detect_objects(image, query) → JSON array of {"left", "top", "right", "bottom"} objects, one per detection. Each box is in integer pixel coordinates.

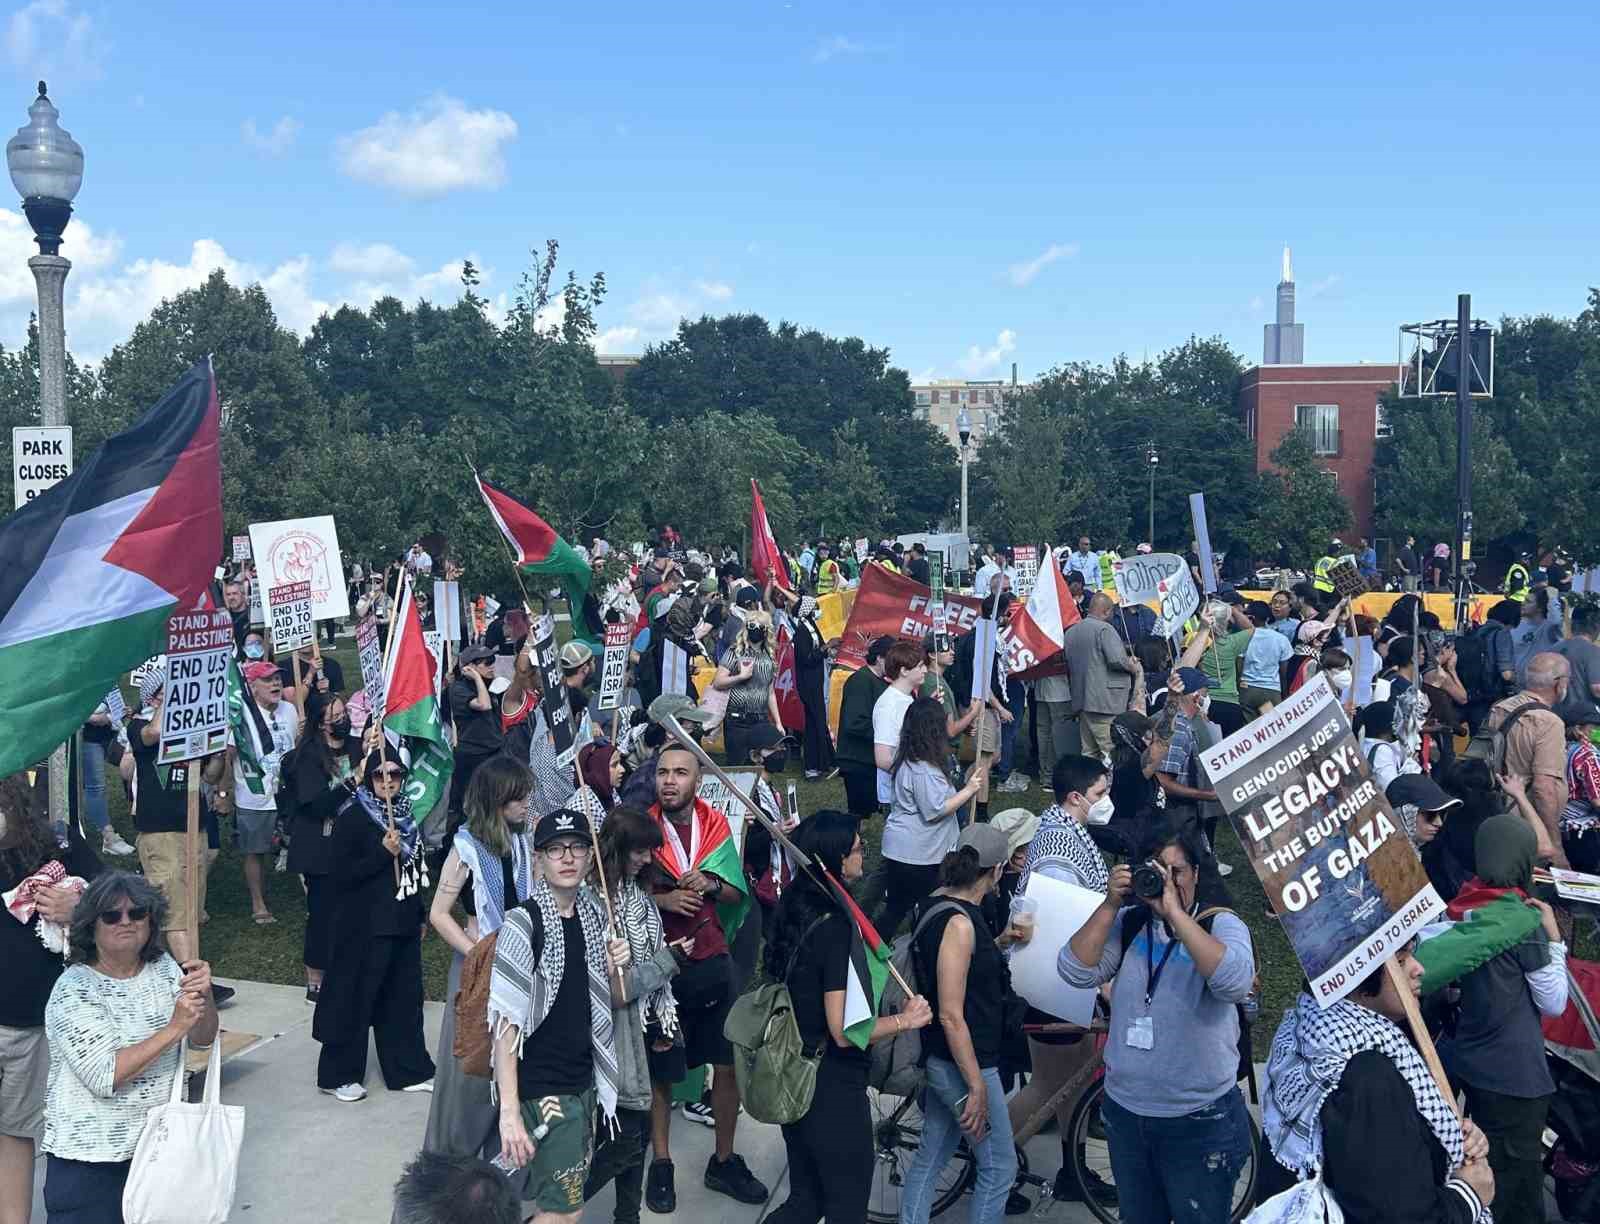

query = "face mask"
[
  {"left": 1329, "top": 669, "right": 1354, "bottom": 691},
  {"left": 747, "top": 625, "right": 766, "bottom": 643},
  {"left": 762, "top": 751, "right": 788, "bottom": 774},
  {"left": 244, "top": 641, "right": 266, "bottom": 660},
  {"left": 1085, "top": 795, "right": 1115, "bottom": 826},
  {"left": 329, "top": 718, "right": 352, "bottom": 738}
]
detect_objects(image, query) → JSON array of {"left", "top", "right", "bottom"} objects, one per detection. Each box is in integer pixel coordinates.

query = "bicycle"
[{"left": 866, "top": 1022, "right": 1259, "bottom": 1223}]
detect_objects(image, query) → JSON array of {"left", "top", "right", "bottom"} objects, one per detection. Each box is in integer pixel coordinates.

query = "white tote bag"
[
  {"left": 1244, "top": 1170, "right": 1345, "bottom": 1224},
  {"left": 122, "top": 1038, "right": 245, "bottom": 1224}
]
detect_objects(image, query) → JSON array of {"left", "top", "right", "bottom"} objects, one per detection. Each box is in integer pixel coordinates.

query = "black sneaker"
[
  {"left": 704, "top": 1153, "right": 768, "bottom": 1204},
  {"left": 211, "top": 983, "right": 236, "bottom": 1008},
  {"left": 645, "top": 1159, "right": 675, "bottom": 1214},
  {"left": 1054, "top": 1165, "right": 1115, "bottom": 1205}
]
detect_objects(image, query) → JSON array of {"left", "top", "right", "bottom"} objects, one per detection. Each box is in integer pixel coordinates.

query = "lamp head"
[
  {"left": 7, "top": 82, "right": 84, "bottom": 255},
  {"left": 956, "top": 406, "right": 972, "bottom": 448}
]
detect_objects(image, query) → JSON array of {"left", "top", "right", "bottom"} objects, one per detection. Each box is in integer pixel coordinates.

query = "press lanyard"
[{"left": 1143, "top": 904, "right": 1198, "bottom": 1008}]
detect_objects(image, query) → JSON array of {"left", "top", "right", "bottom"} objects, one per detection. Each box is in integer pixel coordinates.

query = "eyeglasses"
[
  {"left": 544, "top": 842, "right": 591, "bottom": 860},
  {"left": 99, "top": 906, "right": 151, "bottom": 925},
  {"left": 373, "top": 769, "right": 405, "bottom": 781}
]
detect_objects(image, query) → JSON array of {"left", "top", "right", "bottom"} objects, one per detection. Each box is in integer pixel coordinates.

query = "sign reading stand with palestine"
[
  {"left": 268, "top": 581, "right": 314, "bottom": 652},
  {"left": 158, "top": 600, "right": 233, "bottom": 765},
  {"left": 1012, "top": 545, "right": 1038, "bottom": 598},
  {"left": 531, "top": 614, "right": 580, "bottom": 767},
  {"left": 597, "top": 619, "right": 632, "bottom": 712},
  {"left": 231, "top": 535, "right": 251, "bottom": 563},
  {"left": 1199, "top": 675, "right": 1444, "bottom": 1006}
]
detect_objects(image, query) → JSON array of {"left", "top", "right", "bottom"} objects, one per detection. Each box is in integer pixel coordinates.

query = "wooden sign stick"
[{"left": 1384, "top": 956, "right": 1460, "bottom": 1118}]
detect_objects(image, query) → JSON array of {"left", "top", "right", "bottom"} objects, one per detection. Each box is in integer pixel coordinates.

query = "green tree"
[
  {"left": 643, "top": 412, "right": 804, "bottom": 549},
  {"left": 970, "top": 387, "right": 1091, "bottom": 546},
  {"left": 1243, "top": 431, "right": 1353, "bottom": 566},
  {"left": 800, "top": 421, "right": 891, "bottom": 540}
]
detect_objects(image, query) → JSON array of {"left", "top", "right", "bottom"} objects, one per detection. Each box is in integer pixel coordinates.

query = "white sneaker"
[
  {"left": 101, "top": 829, "right": 135, "bottom": 856},
  {"left": 1217, "top": 862, "right": 1234, "bottom": 877},
  {"left": 997, "top": 775, "right": 1030, "bottom": 793},
  {"left": 321, "top": 1083, "right": 366, "bottom": 1103},
  {"left": 680, "top": 1100, "right": 716, "bottom": 1127},
  {"left": 401, "top": 1080, "right": 434, "bottom": 1094}
]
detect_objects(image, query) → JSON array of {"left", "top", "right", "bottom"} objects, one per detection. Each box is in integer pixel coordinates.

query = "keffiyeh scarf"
[
  {"left": 487, "top": 877, "right": 619, "bottom": 1126},
  {"left": 347, "top": 786, "right": 429, "bottom": 899},
  {"left": 452, "top": 826, "right": 534, "bottom": 937},
  {"left": 2, "top": 860, "right": 85, "bottom": 956},
  {"left": 1263, "top": 994, "right": 1491, "bottom": 1221},
  {"left": 612, "top": 876, "right": 678, "bottom": 1037},
  {"left": 1017, "top": 805, "right": 1108, "bottom": 895}
]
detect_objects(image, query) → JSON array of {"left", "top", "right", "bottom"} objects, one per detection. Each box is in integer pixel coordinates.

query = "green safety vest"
[
  {"left": 1504, "top": 563, "right": 1530, "bottom": 601},
  {"left": 1313, "top": 555, "right": 1336, "bottom": 593},
  {"left": 1099, "top": 551, "right": 1119, "bottom": 589}
]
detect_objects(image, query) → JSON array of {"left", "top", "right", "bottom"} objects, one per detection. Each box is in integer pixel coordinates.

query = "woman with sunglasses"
[
  {"left": 40, "top": 870, "right": 217, "bottom": 1223},
  {"left": 312, "top": 743, "right": 436, "bottom": 1103}
]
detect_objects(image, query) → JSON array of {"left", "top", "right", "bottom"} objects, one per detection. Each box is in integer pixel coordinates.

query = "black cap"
[
  {"left": 1385, "top": 774, "right": 1461, "bottom": 814},
  {"left": 1559, "top": 700, "right": 1600, "bottom": 728},
  {"left": 534, "top": 808, "right": 593, "bottom": 848},
  {"left": 735, "top": 586, "right": 761, "bottom": 608},
  {"left": 458, "top": 644, "right": 494, "bottom": 665}
]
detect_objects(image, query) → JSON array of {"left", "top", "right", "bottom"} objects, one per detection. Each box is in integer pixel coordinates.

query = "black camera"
[{"left": 1131, "top": 861, "right": 1167, "bottom": 900}]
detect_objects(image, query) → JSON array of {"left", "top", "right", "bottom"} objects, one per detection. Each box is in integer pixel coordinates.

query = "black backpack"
[{"left": 1453, "top": 625, "right": 1502, "bottom": 703}]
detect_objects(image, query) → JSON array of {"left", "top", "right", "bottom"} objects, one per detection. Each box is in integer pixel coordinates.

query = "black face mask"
[
  {"left": 329, "top": 718, "right": 352, "bottom": 739},
  {"left": 746, "top": 626, "right": 766, "bottom": 644}
]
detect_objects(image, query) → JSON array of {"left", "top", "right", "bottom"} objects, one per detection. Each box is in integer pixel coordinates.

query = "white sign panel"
[
  {"left": 597, "top": 620, "right": 632, "bottom": 713},
  {"left": 356, "top": 614, "right": 386, "bottom": 722},
  {"left": 268, "top": 581, "right": 314, "bottom": 653},
  {"left": 422, "top": 630, "right": 446, "bottom": 699},
  {"left": 1008, "top": 874, "right": 1102, "bottom": 1027},
  {"left": 248, "top": 515, "right": 350, "bottom": 620},
  {"left": 433, "top": 580, "right": 462, "bottom": 639},
  {"left": 158, "top": 603, "right": 233, "bottom": 764},
  {"left": 1111, "top": 552, "right": 1186, "bottom": 607},
  {"left": 12, "top": 425, "right": 72, "bottom": 508},
  {"left": 231, "top": 535, "right": 252, "bottom": 563},
  {"left": 1151, "top": 565, "right": 1201, "bottom": 639}
]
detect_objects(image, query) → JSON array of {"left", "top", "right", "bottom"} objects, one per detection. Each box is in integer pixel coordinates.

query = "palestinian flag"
[
  {"left": 382, "top": 573, "right": 454, "bottom": 819},
  {"left": 0, "top": 361, "right": 220, "bottom": 777},
  {"left": 1415, "top": 879, "right": 1542, "bottom": 995},
  {"left": 823, "top": 867, "right": 894, "bottom": 1050},
  {"left": 649, "top": 797, "right": 750, "bottom": 941},
  {"left": 473, "top": 472, "right": 601, "bottom": 648}
]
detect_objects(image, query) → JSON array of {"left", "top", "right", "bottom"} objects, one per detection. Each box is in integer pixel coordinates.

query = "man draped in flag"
[
  {"left": 381, "top": 573, "right": 454, "bottom": 823},
  {"left": 643, "top": 742, "right": 770, "bottom": 1211},
  {"left": 473, "top": 471, "right": 603, "bottom": 650},
  {"left": 0, "top": 360, "right": 221, "bottom": 777},
  {"left": 749, "top": 478, "right": 792, "bottom": 595}
]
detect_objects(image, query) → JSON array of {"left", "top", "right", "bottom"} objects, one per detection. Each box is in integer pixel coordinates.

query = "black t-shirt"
[
  {"left": 460, "top": 853, "right": 516, "bottom": 919},
  {"left": 907, "top": 557, "right": 932, "bottom": 586},
  {"left": 449, "top": 677, "right": 504, "bottom": 757},
  {"left": 130, "top": 718, "right": 195, "bottom": 834},
  {"left": 916, "top": 898, "right": 1004, "bottom": 1068},
  {"left": 786, "top": 911, "right": 868, "bottom": 1069},
  {"left": 0, "top": 839, "right": 101, "bottom": 1027},
  {"left": 517, "top": 913, "right": 593, "bottom": 1097},
  {"left": 278, "top": 654, "right": 344, "bottom": 695}
]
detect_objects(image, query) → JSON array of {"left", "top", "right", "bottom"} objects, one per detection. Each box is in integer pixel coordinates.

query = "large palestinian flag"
[
  {"left": 473, "top": 472, "right": 601, "bottom": 648},
  {"left": 0, "top": 361, "right": 220, "bottom": 777},
  {"left": 382, "top": 573, "right": 454, "bottom": 818},
  {"left": 649, "top": 797, "right": 751, "bottom": 942},
  {"left": 824, "top": 868, "right": 893, "bottom": 1050}
]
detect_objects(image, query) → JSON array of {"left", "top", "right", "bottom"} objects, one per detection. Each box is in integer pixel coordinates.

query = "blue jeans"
[
  {"left": 997, "top": 679, "right": 1024, "bottom": 780},
  {"left": 80, "top": 738, "right": 108, "bottom": 834},
  {"left": 1100, "top": 1087, "right": 1251, "bottom": 1224},
  {"left": 900, "top": 1057, "right": 1016, "bottom": 1224}
]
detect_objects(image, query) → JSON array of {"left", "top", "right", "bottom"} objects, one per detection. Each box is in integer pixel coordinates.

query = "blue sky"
[{"left": 0, "top": 0, "right": 1596, "bottom": 377}]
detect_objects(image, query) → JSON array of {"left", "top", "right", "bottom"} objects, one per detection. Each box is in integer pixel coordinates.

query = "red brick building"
[{"left": 1236, "top": 363, "right": 1397, "bottom": 542}]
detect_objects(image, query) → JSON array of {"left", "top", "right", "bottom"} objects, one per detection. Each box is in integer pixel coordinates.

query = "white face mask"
[
  {"left": 1329, "top": 669, "right": 1354, "bottom": 691},
  {"left": 1085, "top": 795, "right": 1115, "bottom": 826}
]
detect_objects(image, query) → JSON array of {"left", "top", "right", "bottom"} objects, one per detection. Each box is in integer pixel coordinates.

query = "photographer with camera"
[{"left": 1060, "top": 825, "right": 1255, "bottom": 1224}]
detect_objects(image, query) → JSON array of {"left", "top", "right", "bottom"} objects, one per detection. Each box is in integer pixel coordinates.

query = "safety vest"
[
  {"left": 1099, "top": 551, "right": 1119, "bottom": 590},
  {"left": 816, "top": 559, "right": 839, "bottom": 596},
  {"left": 1504, "top": 562, "right": 1531, "bottom": 601},
  {"left": 1313, "top": 555, "right": 1336, "bottom": 594}
]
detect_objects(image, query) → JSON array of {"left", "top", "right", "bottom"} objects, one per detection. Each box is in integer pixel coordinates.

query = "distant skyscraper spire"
[{"left": 1264, "top": 245, "right": 1304, "bottom": 364}]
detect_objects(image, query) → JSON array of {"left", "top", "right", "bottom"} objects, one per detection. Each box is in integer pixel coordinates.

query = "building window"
[
  {"left": 1295, "top": 404, "right": 1340, "bottom": 456},
  {"left": 983, "top": 390, "right": 994, "bottom": 404},
  {"left": 916, "top": 390, "right": 931, "bottom": 406},
  {"left": 1245, "top": 404, "right": 1256, "bottom": 440},
  {"left": 1375, "top": 400, "right": 1391, "bottom": 438}
]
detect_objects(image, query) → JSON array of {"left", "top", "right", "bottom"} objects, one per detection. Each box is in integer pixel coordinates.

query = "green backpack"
[{"left": 723, "top": 915, "right": 829, "bottom": 1125}]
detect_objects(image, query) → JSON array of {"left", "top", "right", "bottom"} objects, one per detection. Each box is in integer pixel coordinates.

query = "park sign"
[
  {"left": 268, "top": 581, "right": 314, "bottom": 652},
  {"left": 158, "top": 598, "right": 233, "bottom": 765},
  {"left": 1200, "top": 675, "right": 1443, "bottom": 1006},
  {"left": 597, "top": 619, "right": 632, "bottom": 712},
  {"left": 12, "top": 425, "right": 72, "bottom": 509}
]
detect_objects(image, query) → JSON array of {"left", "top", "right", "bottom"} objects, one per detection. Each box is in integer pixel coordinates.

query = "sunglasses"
[
  {"left": 99, "top": 906, "right": 151, "bottom": 925},
  {"left": 1420, "top": 809, "right": 1447, "bottom": 825},
  {"left": 373, "top": 768, "right": 405, "bottom": 780}
]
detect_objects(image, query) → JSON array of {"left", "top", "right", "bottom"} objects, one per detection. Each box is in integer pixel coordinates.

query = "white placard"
[
  {"left": 597, "top": 620, "right": 632, "bottom": 713},
  {"left": 662, "top": 640, "right": 689, "bottom": 697},
  {"left": 1151, "top": 564, "right": 1201, "bottom": 639},
  {"left": 12, "top": 425, "right": 72, "bottom": 508},
  {"left": 158, "top": 603, "right": 234, "bottom": 764},
  {"left": 102, "top": 687, "right": 127, "bottom": 727},
  {"left": 433, "top": 580, "right": 462, "bottom": 639},
  {"left": 1007, "top": 874, "right": 1102, "bottom": 1027},
  {"left": 268, "top": 581, "right": 314, "bottom": 652},
  {"left": 231, "top": 534, "right": 251, "bottom": 562},
  {"left": 969, "top": 616, "right": 998, "bottom": 705},
  {"left": 355, "top": 614, "right": 386, "bottom": 722},
  {"left": 1111, "top": 552, "right": 1185, "bottom": 607},
  {"left": 130, "top": 655, "right": 167, "bottom": 696},
  {"left": 854, "top": 537, "right": 869, "bottom": 563},
  {"left": 698, "top": 768, "right": 765, "bottom": 853},
  {"left": 248, "top": 515, "right": 350, "bottom": 620},
  {"left": 422, "top": 630, "right": 446, "bottom": 699}
]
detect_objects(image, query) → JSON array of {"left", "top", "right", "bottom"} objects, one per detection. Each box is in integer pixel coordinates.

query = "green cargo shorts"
[{"left": 520, "top": 1088, "right": 596, "bottom": 1214}]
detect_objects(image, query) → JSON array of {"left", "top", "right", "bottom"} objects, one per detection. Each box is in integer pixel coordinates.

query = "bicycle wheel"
[
  {"left": 1067, "top": 1082, "right": 1261, "bottom": 1224},
  {"left": 865, "top": 1087, "right": 976, "bottom": 1224}
]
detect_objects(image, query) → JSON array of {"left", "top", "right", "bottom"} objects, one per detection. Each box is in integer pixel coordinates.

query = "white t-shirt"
[
  {"left": 873, "top": 685, "right": 916, "bottom": 803},
  {"left": 234, "top": 699, "right": 300, "bottom": 811}
]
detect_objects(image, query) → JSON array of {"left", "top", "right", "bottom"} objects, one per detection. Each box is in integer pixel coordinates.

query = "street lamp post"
[
  {"left": 957, "top": 407, "right": 972, "bottom": 582},
  {"left": 9, "top": 81, "right": 84, "bottom": 842},
  {"left": 1145, "top": 443, "right": 1159, "bottom": 546}
]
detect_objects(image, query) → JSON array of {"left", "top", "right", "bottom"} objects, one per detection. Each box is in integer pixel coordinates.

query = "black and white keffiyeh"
[
  {"left": 1017, "top": 804, "right": 1108, "bottom": 895},
  {"left": 346, "top": 786, "right": 429, "bottom": 899},
  {"left": 1263, "top": 994, "right": 1491, "bottom": 1222},
  {"left": 451, "top": 826, "right": 534, "bottom": 937},
  {"left": 487, "top": 877, "right": 619, "bottom": 1126},
  {"left": 611, "top": 876, "right": 678, "bottom": 1037}
]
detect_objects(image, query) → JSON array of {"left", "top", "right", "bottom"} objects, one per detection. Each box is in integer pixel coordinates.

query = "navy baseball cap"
[{"left": 1174, "top": 667, "right": 1217, "bottom": 693}]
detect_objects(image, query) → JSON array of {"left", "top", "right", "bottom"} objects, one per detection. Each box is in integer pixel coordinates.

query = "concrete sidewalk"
[{"left": 22, "top": 979, "right": 1099, "bottom": 1223}]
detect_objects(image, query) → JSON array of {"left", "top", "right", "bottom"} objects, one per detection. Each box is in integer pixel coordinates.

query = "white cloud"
[
  {"left": 0, "top": 206, "right": 118, "bottom": 306},
  {"left": 812, "top": 35, "right": 864, "bottom": 63},
  {"left": 694, "top": 280, "right": 733, "bottom": 301},
  {"left": 337, "top": 96, "right": 517, "bottom": 198},
  {"left": 1007, "top": 242, "right": 1078, "bottom": 287},
  {"left": 242, "top": 115, "right": 301, "bottom": 156},
  {"left": 586, "top": 279, "right": 736, "bottom": 354},
  {"left": 6, "top": 0, "right": 102, "bottom": 82},
  {"left": 593, "top": 326, "right": 641, "bottom": 353},
  {"left": 1305, "top": 273, "right": 1342, "bottom": 298},
  {"left": 956, "top": 329, "right": 1017, "bottom": 377}
]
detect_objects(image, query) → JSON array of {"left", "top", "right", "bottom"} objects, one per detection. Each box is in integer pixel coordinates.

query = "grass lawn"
[{"left": 100, "top": 639, "right": 1305, "bottom": 1025}]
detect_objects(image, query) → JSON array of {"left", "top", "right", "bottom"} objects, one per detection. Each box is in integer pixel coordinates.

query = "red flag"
[
  {"left": 772, "top": 624, "right": 806, "bottom": 731},
  {"left": 749, "top": 479, "right": 793, "bottom": 593},
  {"left": 1002, "top": 545, "right": 1080, "bottom": 677}
]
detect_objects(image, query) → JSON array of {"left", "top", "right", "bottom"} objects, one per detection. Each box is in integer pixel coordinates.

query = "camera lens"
[{"left": 1132, "top": 862, "right": 1165, "bottom": 899}]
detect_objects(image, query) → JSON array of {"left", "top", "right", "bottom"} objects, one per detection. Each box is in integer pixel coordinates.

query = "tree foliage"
[{"left": 1240, "top": 431, "right": 1352, "bottom": 564}]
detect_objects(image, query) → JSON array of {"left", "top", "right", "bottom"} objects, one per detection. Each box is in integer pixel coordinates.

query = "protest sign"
[
  {"left": 597, "top": 620, "right": 632, "bottom": 712},
  {"left": 662, "top": 641, "right": 689, "bottom": 697},
  {"left": 1328, "top": 559, "right": 1367, "bottom": 597},
  {"left": 1188, "top": 493, "right": 1218, "bottom": 594},
  {"left": 969, "top": 617, "right": 998, "bottom": 705},
  {"left": 1150, "top": 563, "right": 1201, "bottom": 639},
  {"left": 1013, "top": 545, "right": 1039, "bottom": 598},
  {"left": 927, "top": 553, "right": 947, "bottom": 631},
  {"left": 422, "top": 630, "right": 446, "bottom": 699},
  {"left": 11, "top": 425, "right": 72, "bottom": 508},
  {"left": 103, "top": 686, "right": 127, "bottom": 727},
  {"left": 835, "top": 564, "right": 985, "bottom": 668},
  {"left": 1111, "top": 551, "right": 1185, "bottom": 607},
  {"left": 130, "top": 655, "right": 167, "bottom": 698},
  {"left": 698, "top": 768, "right": 765, "bottom": 853},
  {"left": 433, "top": 579, "right": 462, "bottom": 640},
  {"left": 158, "top": 601, "right": 233, "bottom": 765},
  {"left": 231, "top": 535, "right": 251, "bottom": 563},
  {"left": 854, "top": 538, "right": 869, "bottom": 563},
  {"left": 531, "top": 615, "right": 580, "bottom": 767},
  {"left": 1200, "top": 676, "right": 1443, "bottom": 1006},
  {"left": 268, "top": 581, "right": 314, "bottom": 653},
  {"left": 1008, "top": 874, "right": 1101, "bottom": 1027},
  {"left": 248, "top": 582, "right": 265, "bottom": 627},
  {"left": 248, "top": 515, "right": 350, "bottom": 619},
  {"left": 355, "top": 614, "right": 386, "bottom": 722}
]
